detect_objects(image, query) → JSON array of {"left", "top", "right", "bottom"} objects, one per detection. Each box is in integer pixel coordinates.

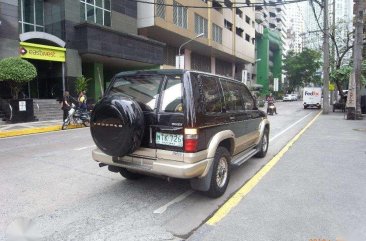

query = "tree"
[
  {"left": 0, "top": 57, "right": 37, "bottom": 99},
  {"left": 309, "top": 0, "right": 363, "bottom": 100},
  {"left": 283, "top": 48, "right": 322, "bottom": 92},
  {"left": 74, "top": 75, "right": 90, "bottom": 95},
  {"left": 330, "top": 65, "right": 352, "bottom": 90}
]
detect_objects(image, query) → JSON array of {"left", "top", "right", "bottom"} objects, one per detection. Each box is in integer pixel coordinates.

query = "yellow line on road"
[
  {"left": 0, "top": 124, "right": 83, "bottom": 138},
  {"left": 206, "top": 111, "right": 322, "bottom": 226}
]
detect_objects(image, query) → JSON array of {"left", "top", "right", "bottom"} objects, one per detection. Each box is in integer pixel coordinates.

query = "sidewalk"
[
  {"left": 0, "top": 120, "right": 83, "bottom": 138},
  {"left": 188, "top": 112, "right": 366, "bottom": 241}
]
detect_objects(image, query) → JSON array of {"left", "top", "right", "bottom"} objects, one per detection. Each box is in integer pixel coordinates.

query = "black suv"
[{"left": 90, "top": 69, "right": 270, "bottom": 197}]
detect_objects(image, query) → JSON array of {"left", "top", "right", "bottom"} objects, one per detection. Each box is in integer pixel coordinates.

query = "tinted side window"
[
  {"left": 200, "top": 75, "right": 222, "bottom": 113},
  {"left": 221, "top": 79, "right": 244, "bottom": 111},
  {"left": 240, "top": 85, "right": 255, "bottom": 110}
]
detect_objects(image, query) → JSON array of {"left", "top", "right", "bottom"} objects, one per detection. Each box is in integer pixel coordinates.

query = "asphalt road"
[{"left": 0, "top": 101, "right": 319, "bottom": 241}]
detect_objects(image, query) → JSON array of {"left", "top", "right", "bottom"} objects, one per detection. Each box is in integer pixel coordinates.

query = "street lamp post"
[{"left": 178, "top": 33, "right": 204, "bottom": 69}]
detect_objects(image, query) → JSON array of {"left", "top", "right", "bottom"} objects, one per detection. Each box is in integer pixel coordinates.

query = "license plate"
[{"left": 156, "top": 132, "right": 183, "bottom": 147}]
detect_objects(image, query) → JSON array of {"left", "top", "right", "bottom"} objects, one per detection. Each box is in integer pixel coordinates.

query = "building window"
[
  {"left": 245, "top": 34, "right": 250, "bottom": 42},
  {"left": 195, "top": 14, "right": 208, "bottom": 37},
  {"left": 236, "top": 8, "right": 243, "bottom": 18},
  {"left": 224, "top": 0, "right": 233, "bottom": 9},
  {"left": 18, "top": 0, "right": 44, "bottom": 33},
  {"left": 212, "top": 0, "right": 223, "bottom": 13},
  {"left": 224, "top": 19, "right": 232, "bottom": 31},
  {"left": 212, "top": 24, "right": 222, "bottom": 44},
  {"left": 156, "top": 0, "right": 165, "bottom": 19},
  {"left": 173, "top": 1, "right": 187, "bottom": 29},
  {"left": 245, "top": 15, "right": 250, "bottom": 24},
  {"left": 80, "top": 0, "right": 111, "bottom": 27},
  {"left": 236, "top": 27, "right": 243, "bottom": 37}
]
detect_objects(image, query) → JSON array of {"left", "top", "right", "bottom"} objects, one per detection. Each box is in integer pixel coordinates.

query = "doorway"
[{"left": 27, "top": 59, "right": 63, "bottom": 99}]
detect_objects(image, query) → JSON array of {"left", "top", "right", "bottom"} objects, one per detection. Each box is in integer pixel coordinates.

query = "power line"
[{"left": 129, "top": 0, "right": 309, "bottom": 9}]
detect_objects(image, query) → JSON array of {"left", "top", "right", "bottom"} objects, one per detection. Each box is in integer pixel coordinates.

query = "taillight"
[{"left": 184, "top": 128, "right": 198, "bottom": 153}]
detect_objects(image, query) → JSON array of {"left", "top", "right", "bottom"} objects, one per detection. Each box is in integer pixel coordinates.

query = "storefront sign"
[{"left": 19, "top": 42, "right": 66, "bottom": 62}]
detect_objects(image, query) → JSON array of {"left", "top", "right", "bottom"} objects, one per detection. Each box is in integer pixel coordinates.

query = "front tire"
[
  {"left": 83, "top": 119, "right": 90, "bottom": 127},
  {"left": 205, "top": 147, "right": 231, "bottom": 198},
  {"left": 255, "top": 128, "right": 269, "bottom": 158}
]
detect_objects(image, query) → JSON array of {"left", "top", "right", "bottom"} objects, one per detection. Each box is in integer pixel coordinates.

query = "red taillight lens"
[{"left": 184, "top": 138, "right": 198, "bottom": 153}]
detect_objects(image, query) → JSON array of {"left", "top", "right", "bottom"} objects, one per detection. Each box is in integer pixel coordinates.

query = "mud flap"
[{"left": 190, "top": 161, "right": 214, "bottom": 192}]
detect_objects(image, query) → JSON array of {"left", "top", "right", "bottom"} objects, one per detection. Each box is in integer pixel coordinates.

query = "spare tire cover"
[{"left": 90, "top": 95, "right": 145, "bottom": 157}]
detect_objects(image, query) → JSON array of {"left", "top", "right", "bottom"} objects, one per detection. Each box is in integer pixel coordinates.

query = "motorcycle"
[
  {"left": 62, "top": 103, "right": 91, "bottom": 130},
  {"left": 267, "top": 103, "right": 276, "bottom": 115}
]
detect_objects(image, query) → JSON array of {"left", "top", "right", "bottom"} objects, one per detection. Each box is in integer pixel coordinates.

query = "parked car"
[
  {"left": 290, "top": 94, "right": 298, "bottom": 101},
  {"left": 283, "top": 94, "right": 292, "bottom": 101},
  {"left": 90, "top": 69, "right": 270, "bottom": 198}
]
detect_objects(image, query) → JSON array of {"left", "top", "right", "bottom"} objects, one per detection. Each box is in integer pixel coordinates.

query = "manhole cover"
[{"left": 353, "top": 128, "right": 366, "bottom": 132}]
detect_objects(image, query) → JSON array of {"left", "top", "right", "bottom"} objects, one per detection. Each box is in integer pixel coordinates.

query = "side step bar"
[{"left": 231, "top": 149, "right": 258, "bottom": 167}]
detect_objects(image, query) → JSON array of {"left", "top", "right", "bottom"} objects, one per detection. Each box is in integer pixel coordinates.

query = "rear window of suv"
[{"left": 108, "top": 74, "right": 183, "bottom": 112}]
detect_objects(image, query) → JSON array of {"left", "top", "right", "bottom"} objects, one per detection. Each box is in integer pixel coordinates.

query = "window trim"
[
  {"left": 80, "top": 0, "right": 111, "bottom": 27},
  {"left": 18, "top": 0, "right": 45, "bottom": 33}
]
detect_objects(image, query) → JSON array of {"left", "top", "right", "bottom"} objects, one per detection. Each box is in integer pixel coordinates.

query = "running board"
[{"left": 231, "top": 149, "right": 258, "bottom": 167}]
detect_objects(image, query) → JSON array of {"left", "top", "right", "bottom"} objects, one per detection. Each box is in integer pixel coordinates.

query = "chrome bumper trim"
[{"left": 92, "top": 148, "right": 212, "bottom": 179}]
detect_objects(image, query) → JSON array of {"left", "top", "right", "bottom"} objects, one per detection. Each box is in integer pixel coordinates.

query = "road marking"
[
  {"left": 74, "top": 145, "right": 96, "bottom": 151},
  {"left": 269, "top": 112, "right": 313, "bottom": 142},
  {"left": 153, "top": 190, "right": 194, "bottom": 214},
  {"left": 206, "top": 111, "right": 322, "bottom": 226}
]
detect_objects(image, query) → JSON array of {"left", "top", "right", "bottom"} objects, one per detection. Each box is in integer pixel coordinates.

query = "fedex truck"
[{"left": 303, "top": 87, "right": 322, "bottom": 109}]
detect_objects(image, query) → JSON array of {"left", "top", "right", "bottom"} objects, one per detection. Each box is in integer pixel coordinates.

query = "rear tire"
[
  {"left": 205, "top": 147, "right": 230, "bottom": 198},
  {"left": 255, "top": 128, "right": 269, "bottom": 158},
  {"left": 120, "top": 168, "right": 144, "bottom": 180}
]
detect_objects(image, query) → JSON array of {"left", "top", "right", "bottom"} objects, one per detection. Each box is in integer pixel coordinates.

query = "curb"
[{"left": 0, "top": 124, "right": 84, "bottom": 138}]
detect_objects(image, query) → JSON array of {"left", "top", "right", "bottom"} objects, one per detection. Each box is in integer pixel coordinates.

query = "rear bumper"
[{"left": 92, "top": 148, "right": 212, "bottom": 179}]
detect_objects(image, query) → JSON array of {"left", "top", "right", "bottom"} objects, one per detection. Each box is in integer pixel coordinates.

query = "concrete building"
[
  {"left": 137, "top": 0, "right": 256, "bottom": 83},
  {"left": 286, "top": 2, "right": 306, "bottom": 53},
  {"left": 254, "top": 0, "right": 284, "bottom": 94},
  {"left": 0, "top": 0, "right": 165, "bottom": 102}
]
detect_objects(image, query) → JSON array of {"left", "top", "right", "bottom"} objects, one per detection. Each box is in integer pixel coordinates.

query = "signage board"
[
  {"left": 19, "top": 101, "right": 26, "bottom": 111},
  {"left": 19, "top": 42, "right": 66, "bottom": 62},
  {"left": 329, "top": 83, "right": 335, "bottom": 91},
  {"left": 273, "top": 78, "right": 279, "bottom": 92},
  {"left": 175, "top": 55, "right": 184, "bottom": 69}
]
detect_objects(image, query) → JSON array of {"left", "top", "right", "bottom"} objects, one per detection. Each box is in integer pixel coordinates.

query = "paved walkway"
[
  {"left": 0, "top": 119, "right": 83, "bottom": 138},
  {"left": 188, "top": 112, "right": 366, "bottom": 241}
]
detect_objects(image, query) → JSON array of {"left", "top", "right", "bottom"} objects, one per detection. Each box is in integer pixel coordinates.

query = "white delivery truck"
[{"left": 303, "top": 87, "right": 322, "bottom": 109}]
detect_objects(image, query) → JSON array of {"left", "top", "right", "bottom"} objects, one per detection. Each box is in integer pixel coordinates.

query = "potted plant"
[{"left": 0, "top": 57, "right": 37, "bottom": 123}]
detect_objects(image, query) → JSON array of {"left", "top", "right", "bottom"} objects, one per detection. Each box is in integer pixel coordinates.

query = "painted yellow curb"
[
  {"left": 0, "top": 124, "right": 84, "bottom": 138},
  {"left": 206, "top": 111, "right": 323, "bottom": 226}
]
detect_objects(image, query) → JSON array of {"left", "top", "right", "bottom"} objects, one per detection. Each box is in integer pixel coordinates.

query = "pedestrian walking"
[{"left": 61, "top": 91, "right": 71, "bottom": 121}]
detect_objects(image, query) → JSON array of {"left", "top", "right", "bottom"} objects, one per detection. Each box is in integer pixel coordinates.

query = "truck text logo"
[{"left": 304, "top": 91, "right": 320, "bottom": 96}]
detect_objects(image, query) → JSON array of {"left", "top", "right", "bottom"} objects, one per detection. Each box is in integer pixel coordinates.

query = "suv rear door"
[{"left": 154, "top": 74, "right": 185, "bottom": 161}]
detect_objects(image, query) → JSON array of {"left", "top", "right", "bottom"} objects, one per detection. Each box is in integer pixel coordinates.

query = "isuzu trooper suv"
[{"left": 90, "top": 69, "right": 270, "bottom": 197}]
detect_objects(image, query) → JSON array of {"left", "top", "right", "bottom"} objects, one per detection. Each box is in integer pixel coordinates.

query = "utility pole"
[
  {"left": 354, "top": 0, "right": 364, "bottom": 119},
  {"left": 330, "top": 0, "right": 336, "bottom": 105},
  {"left": 323, "top": 0, "right": 330, "bottom": 114},
  {"left": 347, "top": 0, "right": 364, "bottom": 119}
]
